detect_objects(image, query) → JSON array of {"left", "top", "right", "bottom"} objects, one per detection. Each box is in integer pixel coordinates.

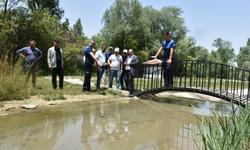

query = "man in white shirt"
[
  {"left": 108, "top": 47, "right": 123, "bottom": 89},
  {"left": 95, "top": 45, "right": 107, "bottom": 93}
]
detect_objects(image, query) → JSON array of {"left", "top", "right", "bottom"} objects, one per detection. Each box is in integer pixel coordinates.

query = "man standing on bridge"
[{"left": 152, "top": 31, "right": 176, "bottom": 87}]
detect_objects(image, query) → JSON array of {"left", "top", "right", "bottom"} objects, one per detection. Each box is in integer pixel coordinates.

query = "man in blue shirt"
[
  {"left": 82, "top": 40, "right": 102, "bottom": 93},
  {"left": 16, "top": 40, "right": 43, "bottom": 87},
  {"left": 152, "top": 31, "right": 176, "bottom": 87},
  {"left": 102, "top": 47, "right": 113, "bottom": 87}
]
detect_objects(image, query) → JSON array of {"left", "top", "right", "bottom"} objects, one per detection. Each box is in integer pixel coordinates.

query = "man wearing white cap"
[{"left": 108, "top": 47, "right": 123, "bottom": 89}]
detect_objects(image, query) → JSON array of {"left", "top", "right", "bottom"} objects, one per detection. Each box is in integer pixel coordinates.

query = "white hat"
[
  {"left": 114, "top": 47, "right": 119, "bottom": 52},
  {"left": 123, "top": 49, "right": 128, "bottom": 53}
]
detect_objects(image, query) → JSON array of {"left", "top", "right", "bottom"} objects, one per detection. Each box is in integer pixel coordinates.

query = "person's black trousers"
[
  {"left": 162, "top": 58, "right": 174, "bottom": 87},
  {"left": 52, "top": 67, "right": 64, "bottom": 89},
  {"left": 83, "top": 62, "right": 93, "bottom": 91},
  {"left": 127, "top": 71, "right": 135, "bottom": 95},
  {"left": 124, "top": 70, "right": 130, "bottom": 91}
]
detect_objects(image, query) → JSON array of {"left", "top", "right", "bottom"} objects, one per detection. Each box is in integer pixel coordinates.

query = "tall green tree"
[
  {"left": 73, "top": 18, "right": 83, "bottom": 38},
  {"left": 27, "top": 0, "right": 64, "bottom": 19},
  {"left": 237, "top": 38, "right": 250, "bottom": 70},
  {"left": 101, "top": 0, "right": 149, "bottom": 51},
  {"left": 212, "top": 38, "right": 236, "bottom": 64},
  {"left": 143, "top": 5, "right": 188, "bottom": 56}
]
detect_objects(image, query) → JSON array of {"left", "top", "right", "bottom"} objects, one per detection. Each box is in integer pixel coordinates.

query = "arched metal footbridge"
[{"left": 133, "top": 60, "right": 250, "bottom": 107}]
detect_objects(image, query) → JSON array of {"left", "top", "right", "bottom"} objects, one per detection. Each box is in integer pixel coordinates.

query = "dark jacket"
[{"left": 124, "top": 54, "right": 139, "bottom": 76}]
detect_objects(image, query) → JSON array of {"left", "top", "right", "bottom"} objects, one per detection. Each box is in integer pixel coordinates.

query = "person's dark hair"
[
  {"left": 90, "top": 39, "right": 95, "bottom": 43},
  {"left": 164, "top": 31, "right": 170, "bottom": 36},
  {"left": 29, "top": 40, "right": 36, "bottom": 44},
  {"left": 101, "top": 44, "right": 107, "bottom": 48},
  {"left": 54, "top": 39, "right": 60, "bottom": 43}
]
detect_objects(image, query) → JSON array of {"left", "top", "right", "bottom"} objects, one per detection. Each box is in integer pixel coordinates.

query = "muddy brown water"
[{"left": 0, "top": 97, "right": 235, "bottom": 150}]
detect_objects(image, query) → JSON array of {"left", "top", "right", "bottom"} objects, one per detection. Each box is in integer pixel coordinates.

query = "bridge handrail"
[
  {"left": 133, "top": 60, "right": 250, "bottom": 107},
  {"left": 179, "top": 60, "right": 250, "bottom": 73}
]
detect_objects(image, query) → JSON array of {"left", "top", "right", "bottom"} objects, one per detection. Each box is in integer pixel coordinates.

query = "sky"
[{"left": 60, "top": 0, "right": 250, "bottom": 55}]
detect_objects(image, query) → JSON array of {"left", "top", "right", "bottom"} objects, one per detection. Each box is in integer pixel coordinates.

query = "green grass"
[
  {"left": 0, "top": 57, "right": 33, "bottom": 100},
  {"left": 43, "top": 94, "right": 66, "bottom": 101},
  {"left": 191, "top": 102, "right": 250, "bottom": 150},
  {"left": 133, "top": 77, "right": 249, "bottom": 91}
]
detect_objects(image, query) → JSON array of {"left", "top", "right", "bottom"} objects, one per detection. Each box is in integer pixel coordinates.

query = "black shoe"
[
  {"left": 121, "top": 87, "right": 125, "bottom": 90},
  {"left": 97, "top": 88, "right": 102, "bottom": 94},
  {"left": 82, "top": 90, "right": 90, "bottom": 93}
]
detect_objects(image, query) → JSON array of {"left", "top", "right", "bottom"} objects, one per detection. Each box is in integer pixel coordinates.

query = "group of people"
[
  {"left": 16, "top": 40, "right": 64, "bottom": 89},
  {"left": 16, "top": 31, "right": 175, "bottom": 96},
  {"left": 82, "top": 40, "right": 139, "bottom": 96}
]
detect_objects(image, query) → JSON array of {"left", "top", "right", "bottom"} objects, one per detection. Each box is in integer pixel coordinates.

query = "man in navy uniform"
[
  {"left": 82, "top": 40, "right": 102, "bottom": 93},
  {"left": 152, "top": 31, "right": 176, "bottom": 87}
]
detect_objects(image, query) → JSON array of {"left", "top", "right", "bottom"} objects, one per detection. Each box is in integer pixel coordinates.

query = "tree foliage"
[
  {"left": 101, "top": 0, "right": 189, "bottom": 62},
  {"left": 73, "top": 18, "right": 84, "bottom": 38},
  {"left": 101, "top": 0, "right": 148, "bottom": 51},
  {"left": 212, "top": 38, "right": 236, "bottom": 64},
  {"left": 237, "top": 38, "right": 250, "bottom": 70},
  {"left": 0, "top": 2, "right": 87, "bottom": 75},
  {"left": 27, "top": 0, "right": 64, "bottom": 19}
]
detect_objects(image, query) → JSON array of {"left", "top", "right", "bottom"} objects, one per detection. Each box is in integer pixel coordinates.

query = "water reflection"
[
  {"left": 153, "top": 96, "right": 238, "bottom": 116},
  {"left": 0, "top": 98, "right": 227, "bottom": 150}
]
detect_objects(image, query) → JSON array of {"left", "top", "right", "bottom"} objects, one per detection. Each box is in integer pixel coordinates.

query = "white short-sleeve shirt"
[{"left": 109, "top": 54, "right": 123, "bottom": 70}]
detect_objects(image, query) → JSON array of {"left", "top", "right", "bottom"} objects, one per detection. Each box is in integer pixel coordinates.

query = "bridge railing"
[{"left": 134, "top": 60, "right": 250, "bottom": 106}]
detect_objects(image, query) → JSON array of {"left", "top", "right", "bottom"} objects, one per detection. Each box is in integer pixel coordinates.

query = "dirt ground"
[{"left": 0, "top": 94, "right": 121, "bottom": 116}]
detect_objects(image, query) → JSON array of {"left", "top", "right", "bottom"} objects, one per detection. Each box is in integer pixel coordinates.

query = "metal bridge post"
[
  {"left": 240, "top": 71, "right": 245, "bottom": 104},
  {"left": 214, "top": 63, "right": 217, "bottom": 93},
  {"left": 185, "top": 60, "right": 187, "bottom": 89},
  {"left": 196, "top": 61, "right": 199, "bottom": 90},
  {"left": 151, "top": 65, "right": 154, "bottom": 89},
  {"left": 233, "top": 68, "right": 237, "bottom": 100},
  {"left": 208, "top": 62, "right": 212, "bottom": 92},
  {"left": 237, "top": 69, "right": 240, "bottom": 96},
  {"left": 180, "top": 61, "right": 183, "bottom": 87},
  {"left": 147, "top": 66, "right": 150, "bottom": 90},
  {"left": 220, "top": 65, "right": 223, "bottom": 96},
  {"left": 190, "top": 61, "right": 194, "bottom": 88}
]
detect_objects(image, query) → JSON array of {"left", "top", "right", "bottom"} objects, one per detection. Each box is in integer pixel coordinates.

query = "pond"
[{"left": 0, "top": 97, "right": 235, "bottom": 150}]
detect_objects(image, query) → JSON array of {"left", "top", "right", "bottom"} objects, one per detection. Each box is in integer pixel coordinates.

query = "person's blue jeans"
[
  {"left": 96, "top": 66, "right": 106, "bottom": 89},
  {"left": 109, "top": 70, "right": 121, "bottom": 89}
]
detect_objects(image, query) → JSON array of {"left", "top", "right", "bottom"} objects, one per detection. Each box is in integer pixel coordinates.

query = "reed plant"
[
  {"left": 192, "top": 102, "right": 250, "bottom": 150},
  {"left": 0, "top": 55, "right": 33, "bottom": 100}
]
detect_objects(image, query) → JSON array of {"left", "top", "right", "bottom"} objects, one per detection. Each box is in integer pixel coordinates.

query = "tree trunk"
[{"left": 4, "top": 0, "right": 9, "bottom": 16}]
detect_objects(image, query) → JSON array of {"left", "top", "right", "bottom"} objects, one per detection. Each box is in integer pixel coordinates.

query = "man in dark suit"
[{"left": 124, "top": 49, "right": 139, "bottom": 96}]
